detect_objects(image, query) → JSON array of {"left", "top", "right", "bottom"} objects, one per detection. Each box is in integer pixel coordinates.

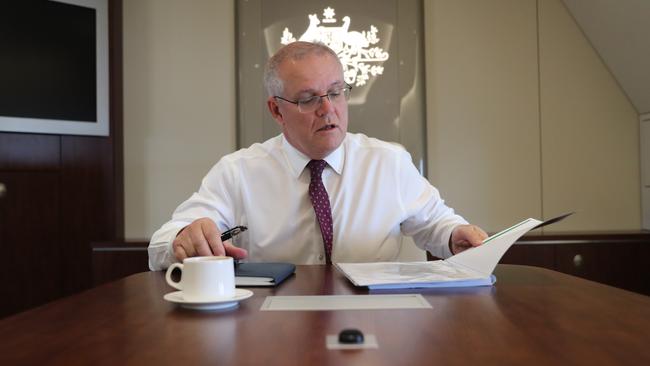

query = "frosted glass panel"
[{"left": 237, "top": 0, "right": 426, "bottom": 173}]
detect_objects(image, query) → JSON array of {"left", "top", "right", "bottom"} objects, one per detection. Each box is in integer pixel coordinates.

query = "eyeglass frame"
[{"left": 273, "top": 83, "right": 353, "bottom": 113}]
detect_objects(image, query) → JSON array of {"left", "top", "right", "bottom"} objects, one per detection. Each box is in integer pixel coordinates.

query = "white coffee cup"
[{"left": 165, "top": 256, "right": 235, "bottom": 302}]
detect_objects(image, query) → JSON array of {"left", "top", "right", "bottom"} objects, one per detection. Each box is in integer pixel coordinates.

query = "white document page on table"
[{"left": 260, "top": 294, "right": 432, "bottom": 311}]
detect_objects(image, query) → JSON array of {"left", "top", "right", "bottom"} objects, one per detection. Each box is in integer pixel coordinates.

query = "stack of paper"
[
  {"left": 335, "top": 261, "right": 495, "bottom": 289},
  {"left": 336, "top": 213, "right": 572, "bottom": 289}
]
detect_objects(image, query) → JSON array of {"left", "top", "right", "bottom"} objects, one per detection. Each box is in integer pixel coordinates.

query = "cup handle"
[{"left": 165, "top": 263, "right": 183, "bottom": 291}]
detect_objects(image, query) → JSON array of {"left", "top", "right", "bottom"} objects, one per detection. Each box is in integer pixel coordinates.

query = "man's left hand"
[{"left": 449, "top": 225, "right": 488, "bottom": 255}]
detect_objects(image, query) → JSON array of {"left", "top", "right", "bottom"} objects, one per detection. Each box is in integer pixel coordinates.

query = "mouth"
[{"left": 316, "top": 124, "right": 338, "bottom": 132}]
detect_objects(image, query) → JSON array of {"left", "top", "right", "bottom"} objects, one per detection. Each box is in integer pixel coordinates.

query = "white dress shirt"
[{"left": 148, "top": 133, "right": 467, "bottom": 270}]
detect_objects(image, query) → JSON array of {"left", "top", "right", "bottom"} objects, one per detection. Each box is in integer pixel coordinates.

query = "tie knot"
[{"left": 307, "top": 160, "right": 327, "bottom": 180}]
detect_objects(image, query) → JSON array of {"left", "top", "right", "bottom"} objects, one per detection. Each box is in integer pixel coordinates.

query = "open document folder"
[{"left": 336, "top": 212, "right": 573, "bottom": 289}]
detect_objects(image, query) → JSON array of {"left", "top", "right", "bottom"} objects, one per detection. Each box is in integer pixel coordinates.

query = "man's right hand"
[{"left": 172, "top": 218, "right": 248, "bottom": 261}]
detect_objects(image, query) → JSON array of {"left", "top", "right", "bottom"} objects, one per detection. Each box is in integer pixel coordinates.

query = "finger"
[
  {"left": 202, "top": 221, "right": 226, "bottom": 256},
  {"left": 451, "top": 225, "right": 472, "bottom": 245},
  {"left": 451, "top": 241, "right": 472, "bottom": 255},
  {"left": 456, "top": 225, "right": 486, "bottom": 247},
  {"left": 474, "top": 226, "right": 489, "bottom": 241},
  {"left": 173, "top": 242, "right": 188, "bottom": 261},
  {"left": 178, "top": 229, "right": 199, "bottom": 257},
  {"left": 466, "top": 232, "right": 483, "bottom": 246},
  {"left": 174, "top": 228, "right": 198, "bottom": 257},
  {"left": 188, "top": 227, "right": 213, "bottom": 256},
  {"left": 468, "top": 226, "right": 488, "bottom": 246},
  {"left": 223, "top": 242, "right": 248, "bottom": 259}
]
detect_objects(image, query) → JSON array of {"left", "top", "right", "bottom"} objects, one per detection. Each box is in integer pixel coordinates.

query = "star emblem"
[{"left": 323, "top": 7, "right": 335, "bottom": 19}]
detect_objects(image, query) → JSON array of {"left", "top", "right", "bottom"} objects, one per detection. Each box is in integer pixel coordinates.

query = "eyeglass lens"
[{"left": 298, "top": 87, "right": 350, "bottom": 112}]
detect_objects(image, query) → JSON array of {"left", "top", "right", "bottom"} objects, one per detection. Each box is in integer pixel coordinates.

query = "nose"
[{"left": 316, "top": 95, "right": 335, "bottom": 116}]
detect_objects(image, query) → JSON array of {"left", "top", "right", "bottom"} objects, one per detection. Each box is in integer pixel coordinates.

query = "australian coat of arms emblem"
[{"left": 280, "top": 7, "right": 390, "bottom": 87}]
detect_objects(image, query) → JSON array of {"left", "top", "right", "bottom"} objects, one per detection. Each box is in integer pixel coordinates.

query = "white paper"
[
  {"left": 446, "top": 218, "right": 542, "bottom": 276},
  {"left": 335, "top": 261, "right": 486, "bottom": 287},
  {"left": 335, "top": 216, "right": 566, "bottom": 289},
  {"left": 260, "top": 294, "right": 432, "bottom": 311},
  {"left": 326, "top": 335, "right": 379, "bottom": 350},
  {"left": 235, "top": 277, "right": 274, "bottom": 286}
]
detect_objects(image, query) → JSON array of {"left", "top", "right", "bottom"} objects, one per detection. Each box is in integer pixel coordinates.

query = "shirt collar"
[{"left": 282, "top": 134, "right": 345, "bottom": 178}]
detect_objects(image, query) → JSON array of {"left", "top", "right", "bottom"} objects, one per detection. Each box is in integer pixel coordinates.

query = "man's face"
[{"left": 267, "top": 53, "right": 349, "bottom": 160}]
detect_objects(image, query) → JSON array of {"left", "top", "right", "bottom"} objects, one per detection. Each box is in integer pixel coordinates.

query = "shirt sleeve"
[
  {"left": 396, "top": 150, "right": 468, "bottom": 259},
  {"left": 148, "top": 158, "right": 239, "bottom": 271}
]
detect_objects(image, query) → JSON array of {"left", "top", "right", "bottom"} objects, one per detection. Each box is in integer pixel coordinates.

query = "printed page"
[{"left": 335, "top": 261, "right": 486, "bottom": 287}]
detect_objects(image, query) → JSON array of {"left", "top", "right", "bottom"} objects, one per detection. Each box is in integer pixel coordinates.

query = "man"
[{"left": 148, "top": 41, "right": 487, "bottom": 271}]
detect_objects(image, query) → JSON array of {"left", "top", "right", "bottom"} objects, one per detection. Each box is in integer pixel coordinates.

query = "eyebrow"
[{"left": 294, "top": 81, "right": 345, "bottom": 97}]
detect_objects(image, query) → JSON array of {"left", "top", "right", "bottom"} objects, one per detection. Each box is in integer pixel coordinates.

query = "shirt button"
[{"left": 318, "top": 254, "right": 324, "bottom": 261}]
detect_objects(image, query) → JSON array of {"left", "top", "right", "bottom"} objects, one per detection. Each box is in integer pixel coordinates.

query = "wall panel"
[
  {"left": 538, "top": 0, "right": 640, "bottom": 231},
  {"left": 425, "top": 0, "right": 542, "bottom": 232},
  {"left": 123, "top": 0, "right": 236, "bottom": 238}
]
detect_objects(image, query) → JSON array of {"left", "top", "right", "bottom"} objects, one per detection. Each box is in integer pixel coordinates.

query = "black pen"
[
  {"left": 220, "top": 225, "right": 248, "bottom": 242},
  {"left": 221, "top": 226, "right": 247, "bottom": 266}
]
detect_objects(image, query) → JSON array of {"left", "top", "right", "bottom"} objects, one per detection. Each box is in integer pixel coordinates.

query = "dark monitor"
[{"left": 0, "top": 0, "right": 108, "bottom": 136}]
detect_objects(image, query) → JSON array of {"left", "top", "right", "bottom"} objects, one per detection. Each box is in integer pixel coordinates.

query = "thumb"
[
  {"left": 223, "top": 242, "right": 248, "bottom": 259},
  {"left": 469, "top": 226, "right": 488, "bottom": 245}
]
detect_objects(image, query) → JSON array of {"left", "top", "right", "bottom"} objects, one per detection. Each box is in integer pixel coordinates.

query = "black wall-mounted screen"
[{"left": 0, "top": 0, "right": 96, "bottom": 123}]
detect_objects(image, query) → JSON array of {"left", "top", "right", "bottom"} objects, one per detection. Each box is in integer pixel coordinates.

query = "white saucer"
[{"left": 163, "top": 289, "right": 253, "bottom": 311}]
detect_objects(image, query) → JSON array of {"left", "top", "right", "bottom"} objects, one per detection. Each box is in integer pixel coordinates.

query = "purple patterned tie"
[{"left": 307, "top": 160, "right": 333, "bottom": 264}]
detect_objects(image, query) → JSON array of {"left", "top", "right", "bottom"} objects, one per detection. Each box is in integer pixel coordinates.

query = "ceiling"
[{"left": 562, "top": 0, "right": 650, "bottom": 114}]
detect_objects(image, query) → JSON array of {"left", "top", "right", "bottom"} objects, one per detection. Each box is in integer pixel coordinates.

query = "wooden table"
[{"left": 1, "top": 265, "right": 649, "bottom": 365}]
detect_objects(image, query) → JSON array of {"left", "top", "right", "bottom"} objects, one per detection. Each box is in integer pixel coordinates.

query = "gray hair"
[{"left": 263, "top": 41, "right": 341, "bottom": 97}]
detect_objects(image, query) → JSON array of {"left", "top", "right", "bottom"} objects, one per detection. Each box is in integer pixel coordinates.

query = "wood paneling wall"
[{"left": 0, "top": 0, "right": 123, "bottom": 318}]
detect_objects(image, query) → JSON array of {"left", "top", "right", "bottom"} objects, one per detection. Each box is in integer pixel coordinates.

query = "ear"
[{"left": 267, "top": 97, "right": 283, "bottom": 123}]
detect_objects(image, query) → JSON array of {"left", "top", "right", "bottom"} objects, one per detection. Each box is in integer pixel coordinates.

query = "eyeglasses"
[{"left": 274, "top": 84, "right": 352, "bottom": 113}]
